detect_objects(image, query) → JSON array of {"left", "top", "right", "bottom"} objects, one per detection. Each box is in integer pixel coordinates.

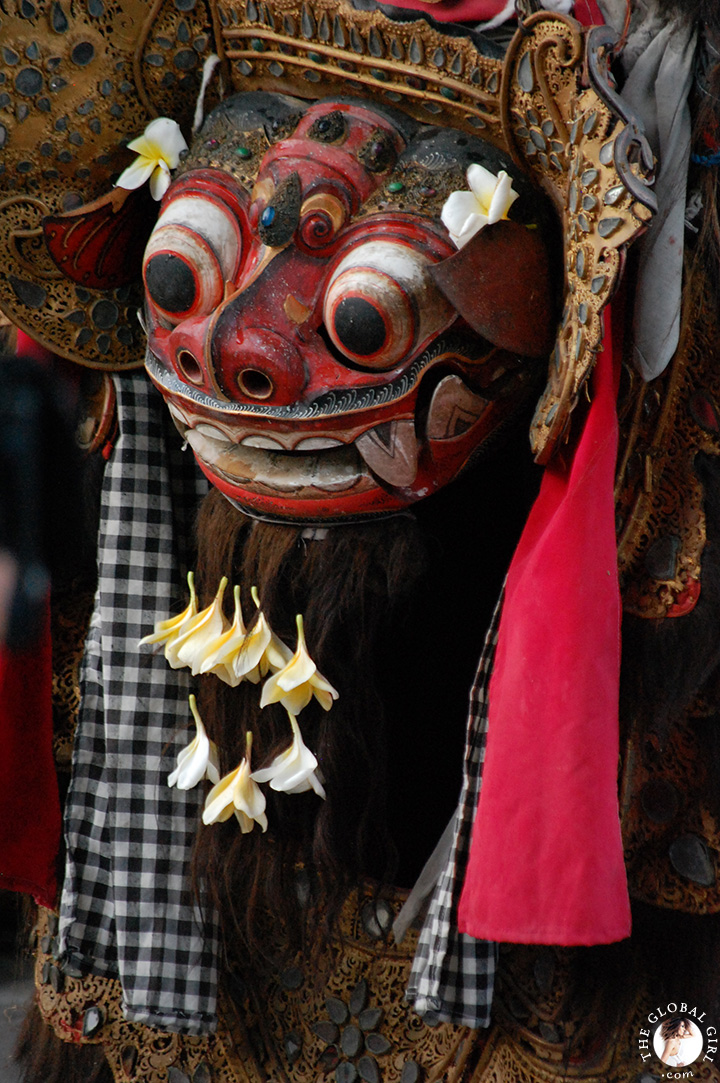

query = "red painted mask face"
[{"left": 143, "top": 93, "right": 558, "bottom": 522}]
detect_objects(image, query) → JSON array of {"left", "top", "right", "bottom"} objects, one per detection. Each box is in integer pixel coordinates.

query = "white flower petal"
[
  {"left": 204, "top": 732, "right": 268, "bottom": 831},
  {"left": 234, "top": 588, "right": 291, "bottom": 680},
  {"left": 206, "top": 742, "right": 221, "bottom": 784},
  {"left": 264, "top": 634, "right": 293, "bottom": 672},
  {"left": 440, "top": 190, "right": 482, "bottom": 240},
  {"left": 203, "top": 766, "right": 241, "bottom": 824},
  {"left": 235, "top": 809, "right": 255, "bottom": 833},
  {"left": 142, "top": 117, "right": 188, "bottom": 168},
  {"left": 259, "top": 614, "right": 338, "bottom": 715},
  {"left": 251, "top": 714, "right": 324, "bottom": 797},
  {"left": 231, "top": 745, "right": 267, "bottom": 829},
  {"left": 149, "top": 161, "right": 171, "bottom": 201},
  {"left": 175, "top": 577, "right": 229, "bottom": 674},
  {"left": 115, "top": 157, "right": 156, "bottom": 191},
  {"left": 277, "top": 683, "right": 313, "bottom": 716},
  {"left": 487, "top": 170, "right": 519, "bottom": 225},
  {"left": 139, "top": 573, "right": 198, "bottom": 648},
  {"left": 441, "top": 164, "right": 520, "bottom": 250},
  {"left": 251, "top": 759, "right": 287, "bottom": 785},
  {"left": 454, "top": 212, "right": 489, "bottom": 248},
  {"left": 285, "top": 778, "right": 312, "bottom": 794},
  {"left": 466, "top": 162, "right": 498, "bottom": 205},
  {"left": 312, "top": 685, "right": 336, "bottom": 713},
  {"left": 200, "top": 586, "right": 247, "bottom": 684},
  {"left": 168, "top": 696, "right": 217, "bottom": 791},
  {"left": 117, "top": 118, "right": 187, "bottom": 197},
  {"left": 234, "top": 617, "right": 272, "bottom": 676},
  {"left": 174, "top": 734, "right": 210, "bottom": 790}
]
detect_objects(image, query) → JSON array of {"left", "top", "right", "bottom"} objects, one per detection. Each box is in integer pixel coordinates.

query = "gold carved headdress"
[{"left": 0, "top": 0, "right": 654, "bottom": 461}]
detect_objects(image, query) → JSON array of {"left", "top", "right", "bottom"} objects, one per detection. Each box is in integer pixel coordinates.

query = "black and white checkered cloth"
[
  {"left": 403, "top": 597, "right": 501, "bottom": 1029},
  {"left": 58, "top": 373, "right": 218, "bottom": 1035}
]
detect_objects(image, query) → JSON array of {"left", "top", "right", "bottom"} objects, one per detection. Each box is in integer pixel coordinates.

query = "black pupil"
[
  {"left": 145, "top": 253, "right": 196, "bottom": 314},
  {"left": 333, "top": 297, "right": 387, "bottom": 357}
]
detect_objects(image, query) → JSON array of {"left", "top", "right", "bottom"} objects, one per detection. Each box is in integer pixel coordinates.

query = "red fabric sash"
[
  {"left": 458, "top": 324, "right": 631, "bottom": 945},
  {"left": 379, "top": 0, "right": 605, "bottom": 27}
]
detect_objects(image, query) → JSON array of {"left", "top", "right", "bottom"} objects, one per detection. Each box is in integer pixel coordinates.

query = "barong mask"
[
  {"left": 141, "top": 94, "right": 558, "bottom": 521},
  {"left": 1, "top": 4, "right": 656, "bottom": 486}
]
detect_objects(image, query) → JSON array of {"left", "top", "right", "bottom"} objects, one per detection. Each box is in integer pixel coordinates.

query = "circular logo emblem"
[
  {"left": 637, "top": 1003, "right": 718, "bottom": 1076},
  {"left": 653, "top": 1018, "right": 704, "bottom": 1068}
]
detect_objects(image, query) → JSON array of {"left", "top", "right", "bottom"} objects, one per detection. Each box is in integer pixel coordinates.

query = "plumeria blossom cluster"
[
  {"left": 140, "top": 574, "right": 338, "bottom": 706},
  {"left": 140, "top": 574, "right": 337, "bottom": 832},
  {"left": 441, "top": 163, "right": 519, "bottom": 250}
]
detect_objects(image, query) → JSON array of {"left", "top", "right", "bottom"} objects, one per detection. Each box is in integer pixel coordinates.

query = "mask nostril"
[
  {"left": 176, "top": 349, "right": 204, "bottom": 385},
  {"left": 237, "top": 368, "right": 274, "bottom": 400}
]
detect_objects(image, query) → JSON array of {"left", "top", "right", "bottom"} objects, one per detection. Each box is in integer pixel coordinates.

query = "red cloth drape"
[
  {"left": 380, "top": 0, "right": 605, "bottom": 26},
  {"left": 458, "top": 319, "right": 631, "bottom": 945},
  {"left": 380, "top": 0, "right": 512, "bottom": 20},
  {"left": 0, "top": 331, "right": 61, "bottom": 906}
]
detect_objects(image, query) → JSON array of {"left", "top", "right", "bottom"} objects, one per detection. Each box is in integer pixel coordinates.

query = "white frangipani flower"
[
  {"left": 116, "top": 117, "right": 188, "bottom": 201},
  {"left": 251, "top": 712, "right": 326, "bottom": 798},
  {"left": 202, "top": 731, "right": 268, "bottom": 833},
  {"left": 139, "top": 571, "right": 198, "bottom": 662},
  {"left": 260, "top": 613, "right": 338, "bottom": 716},
  {"left": 233, "top": 587, "right": 292, "bottom": 684},
  {"left": 168, "top": 694, "right": 220, "bottom": 790},
  {"left": 441, "top": 164, "right": 519, "bottom": 250},
  {"left": 174, "top": 577, "right": 230, "bottom": 675},
  {"left": 199, "top": 585, "right": 248, "bottom": 686}
]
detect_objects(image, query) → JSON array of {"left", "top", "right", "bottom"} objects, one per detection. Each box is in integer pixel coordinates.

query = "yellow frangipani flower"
[
  {"left": 199, "top": 585, "right": 248, "bottom": 686},
  {"left": 233, "top": 586, "right": 292, "bottom": 684},
  {"left": 168, "top": 695, "right": 220, "bottom": 790},
  {"left": 173, "top": 577, "right": 230, "bottom": 675},
  {"left": 115, "top": 117, "right": 188, "bottom": 201},
  {"left": 260, "top": 613, "right": 338, "bottom": 715},
  {"left": 251, "top": 711, "right": 325, "bottom": 797},
  {"left": 202, "top": 731, "right": 268, "bottom": 833},
  {"left": 139, "top": 571, "right": 198, "bottom": 666}
]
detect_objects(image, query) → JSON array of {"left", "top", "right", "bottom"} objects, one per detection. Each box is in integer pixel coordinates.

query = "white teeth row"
[
  {"left": 240, "top": 434, "right": 344, "bottom": 451},
  {"left": 184, "top": 427, "right": 362, "bottom": 492},
  {"left": 173, "top": 412, "right": 345, "bottom": 452},
  {"left": 170, "top": 374, "right": 490, "bottom": 490}
]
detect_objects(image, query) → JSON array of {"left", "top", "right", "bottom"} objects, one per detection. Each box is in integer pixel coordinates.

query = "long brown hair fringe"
[{"left": 191, "top": 491, "right": 427, "bottom": 974}]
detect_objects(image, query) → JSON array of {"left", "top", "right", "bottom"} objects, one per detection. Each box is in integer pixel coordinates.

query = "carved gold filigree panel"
[
  {"left": 212, "top": 0, "right": 505, "bottom": 146},
  {"left": 0, "top": 0, "right": 219, "bottom": 367},
  {"left": 616, "top": 290, "right": 720, "bottom": 619},
  {"left": 500, "top": 17, "right": 655, "bottom": 462}
]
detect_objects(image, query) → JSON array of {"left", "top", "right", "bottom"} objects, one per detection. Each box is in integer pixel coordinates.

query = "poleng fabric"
[
  {"left": 57, "top": 372, "right": 218, "bottom": 1035},
  {"left": 404, "top": 598, "right": 500, "bottom": 1028}
]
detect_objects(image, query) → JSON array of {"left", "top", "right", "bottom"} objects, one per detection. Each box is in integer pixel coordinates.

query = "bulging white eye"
[
  {"left": 323, "top": 240, "right": 455, "bottom": 370},
  {"left": 143, "top": 195, "right": 242, "bottom": 322}
]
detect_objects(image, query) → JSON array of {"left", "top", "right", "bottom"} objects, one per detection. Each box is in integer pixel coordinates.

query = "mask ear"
[
  {"left": 43, "top": 185, "right": 158, "bottom": 290},
  {"left": 429, "top": 219, "right": 558, "bottom": 359}
]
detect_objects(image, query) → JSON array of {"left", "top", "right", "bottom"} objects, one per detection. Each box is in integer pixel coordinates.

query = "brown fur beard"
[
  {"left": 191, "top": 491, "right": 430, "bottom": 973},
  {"left": 189, "top": 405, "right": 543, "bottom": 977}
]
